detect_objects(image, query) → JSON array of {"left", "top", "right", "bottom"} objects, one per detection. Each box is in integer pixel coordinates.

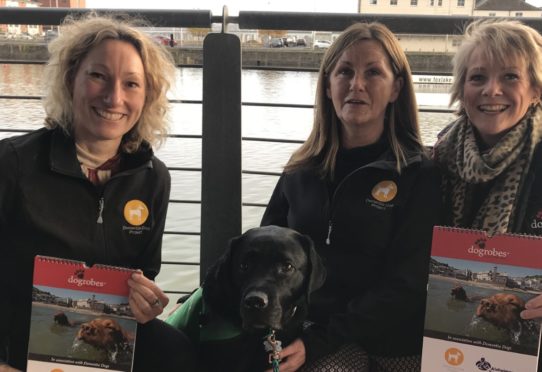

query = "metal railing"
[{"left": 3, "top": 7, "right": 541, "bottom": 295}]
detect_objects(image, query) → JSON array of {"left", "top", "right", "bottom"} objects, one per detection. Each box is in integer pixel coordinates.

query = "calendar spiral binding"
[
  {"left": 434, "top": 226, "right": 542, "bottom": 240},
  {"left": 36, "top": 255, "right": 136, "bottom": 273}
]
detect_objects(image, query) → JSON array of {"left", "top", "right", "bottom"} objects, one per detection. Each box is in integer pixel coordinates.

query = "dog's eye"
[{"left": 281, "top": 263, "right": 295, "bottom": 273}]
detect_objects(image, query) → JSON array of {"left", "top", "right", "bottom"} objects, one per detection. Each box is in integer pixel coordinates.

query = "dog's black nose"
[{"left": 243, "top": 291, "right": 268, "bottom": 309}]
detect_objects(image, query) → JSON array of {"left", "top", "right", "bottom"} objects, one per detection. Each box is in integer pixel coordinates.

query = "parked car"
[
  {"left": 313, "top": 40, "right": 331, "bottom": 49},
  {"left": 296, "top": 38, "right": 307, "bottom": 47},
  {"left": 152, "top": 35, "right": 177, "bottom": 47},
  {"left": 269, "top": 38, "right": 284, "bottom": 48},
  {"left": 281, "top": 37, "right": 296, "bottom": 47}
]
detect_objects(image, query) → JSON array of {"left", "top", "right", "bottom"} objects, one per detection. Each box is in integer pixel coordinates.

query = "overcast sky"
[
  {"left": 86, "top": 0, "right": 542, "bottom": 13},
  {"left": 527, "top": 0, "right": 542, "bottom": 7}
]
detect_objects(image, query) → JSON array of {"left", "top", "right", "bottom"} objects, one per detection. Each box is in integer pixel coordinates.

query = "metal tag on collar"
[{"left": 263, "top": 329, "right": 282, "bottom": 370}]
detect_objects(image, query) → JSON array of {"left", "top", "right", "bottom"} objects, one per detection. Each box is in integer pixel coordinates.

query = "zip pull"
[
  {"left": 97, "top": 197, "right": 104, "bottom": 224},
  {"left": 325, "top": 221, "right": 333, "bottom": 245}
]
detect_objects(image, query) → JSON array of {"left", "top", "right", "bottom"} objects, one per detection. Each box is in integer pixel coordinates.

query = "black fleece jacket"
[
  {"left": 0, "top": 127, "right": 170, "bottom": 370},
  {"left": 261, "top": 146, "right": 442, "bottom": 363}
]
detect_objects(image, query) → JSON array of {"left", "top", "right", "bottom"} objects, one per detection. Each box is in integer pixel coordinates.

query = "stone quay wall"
[{"left": 0, "top": 42, "right": 453, "bottom": 74}]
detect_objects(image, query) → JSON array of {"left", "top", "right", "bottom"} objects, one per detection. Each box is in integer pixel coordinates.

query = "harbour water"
[{"left": 0, "top": 64, "right": 456, "bottom": 311}]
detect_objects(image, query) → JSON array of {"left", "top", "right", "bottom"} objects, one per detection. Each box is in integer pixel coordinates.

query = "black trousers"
[{"left": 133, "top": 319, "right": 196, "bottom": 372}]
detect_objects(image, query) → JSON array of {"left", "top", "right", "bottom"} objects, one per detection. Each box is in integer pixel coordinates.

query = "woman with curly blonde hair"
[
  {"left": 0, "top": 13, "right": 194, "bottom": 372},
  {"left": 43, "top": 13, "right": 175, "bottom": 152}
]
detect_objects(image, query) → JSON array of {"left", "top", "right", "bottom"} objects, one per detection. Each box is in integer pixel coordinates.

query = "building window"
[
  {"left": 429, "top": 0, "right": 434, "bottom": 5},
  {"left": 457, "top": 0, "right": 465, "bottom": 6},
  {"left": 390, "top": 0, "right": 398, "bottom": 4},
  {"left": 515, "top": 12, "right": 523, "bottom": 17},
  {"left": 369, "top": 0, "right": 377, "bottom": 4},
  {"left": 438, "top": 0, "right": 442, "bottom": 5},
  {"left": 411, "top": 0, "right": 418, "bottom": 5}
]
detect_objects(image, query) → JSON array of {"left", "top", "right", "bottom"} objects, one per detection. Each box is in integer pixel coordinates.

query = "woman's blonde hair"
[
  {"left": 285, "top": 22, "right": 422, "bottom": 177},
  {"left": 450, "top": 19, "right": 542, "bottom": 114},
  {"left": 43, "top": 13, "right": 176, "bottom": 152}
]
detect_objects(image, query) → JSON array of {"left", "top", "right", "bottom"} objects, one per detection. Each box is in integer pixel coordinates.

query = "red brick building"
[{"left": 1, "top": 0, "right": 87, "bottom": 35}]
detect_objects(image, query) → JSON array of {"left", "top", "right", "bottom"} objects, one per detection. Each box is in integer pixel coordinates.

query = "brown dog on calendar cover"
[
  {"left": 76, "top": 317, "right": 134, "bottom": 360},
  {"left": 169, "top": 225, "right": 326, "bottom": 372},
  {"left": 476, "top": 293, "right": 526, "bottom": 330}
]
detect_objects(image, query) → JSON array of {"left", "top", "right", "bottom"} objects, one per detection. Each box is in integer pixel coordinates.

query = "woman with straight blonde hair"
[
  {"left": 262, "top": 22, "right": 441, "bottom": 371},
  {"left": 434, "top": 19, "right": 542, "bottom": 372}
]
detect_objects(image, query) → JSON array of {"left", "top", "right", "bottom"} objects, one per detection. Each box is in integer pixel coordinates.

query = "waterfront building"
[
  {"left": 0, "top": 0, "right": 86, "bottom": 37},
  {"left": 34, "top": 0, "right": 86, "bottom": 7},
  {"left": 474, "top": 0, "right": 541, "bottom": 17},
  {"left": 358, "top": 0, "right": 540, "bottom": 17},
  {"left": 1, "top": 0, "right": 40, "bottom": 37},
  {"left": 358, "top": 0, "right": 541, "bottom": 52},
  {"left": 359, "top": 0, "right": 476, "bottom": 15}
]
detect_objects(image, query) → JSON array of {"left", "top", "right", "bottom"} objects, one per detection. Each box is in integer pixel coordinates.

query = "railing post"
[{"left": 200, "top": 32, "right": 242, "bottom": 283}]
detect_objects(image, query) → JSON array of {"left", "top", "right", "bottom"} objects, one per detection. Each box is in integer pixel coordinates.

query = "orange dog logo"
[
  {"left": 371, "top": 181, "right": 397, "bottom": 202},
  {"left": 444, "top": 348, "right": 464, "bottom": 366},
  {"left": 124, "top": 200, "right": 149, "bottom": 226}
]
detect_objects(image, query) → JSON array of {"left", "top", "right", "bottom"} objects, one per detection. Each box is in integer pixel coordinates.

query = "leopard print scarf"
[{"left": 435, "top": 106, "right": 542, "bottom": 235}]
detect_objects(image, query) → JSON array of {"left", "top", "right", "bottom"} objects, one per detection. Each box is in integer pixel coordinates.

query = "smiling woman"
[
  {"left": 433, "top": 19, "right": 542, "bottom": 368},
  {"left": 71, "top": 39, "right": 146, "bottom": 159},
  {"left": 0, "top": 13, "right": 195, "bottom": 372}
]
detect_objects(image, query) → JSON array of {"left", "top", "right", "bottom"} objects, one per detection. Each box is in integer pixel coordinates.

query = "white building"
[
  {"left": 474, "top": 0, "right": 541, "bottom": 17},
  {"left": 358, "top": 0, "right": 541, "bottom": 52},
  {"left": 359, "top": 0, "right": 475, "bottom": 16}
]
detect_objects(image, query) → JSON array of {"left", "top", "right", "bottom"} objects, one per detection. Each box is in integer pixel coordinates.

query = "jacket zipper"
[
  {"left": 325, "top": 177, "right": 347, "bottom": 246},
  {"left": 95, "top": 164, "right": 147, "bottom": 225},
  {"left": 325, "top": 221, "right": 333, "bottom": 245},
  {"left": 97, "top": 197, "right": 104, "bottom": 224}
]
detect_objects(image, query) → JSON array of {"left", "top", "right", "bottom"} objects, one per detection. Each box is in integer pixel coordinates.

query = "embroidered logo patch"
[
  {"left": 124, "top": 200, "right": 149, "bottom": 226},
  {"left": 371, "top": 180, "right": 397, "bottom": 202}
]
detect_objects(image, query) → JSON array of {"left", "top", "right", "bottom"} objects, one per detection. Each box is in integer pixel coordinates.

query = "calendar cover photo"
[
  {"left": 27, "top": 256, "right": 138, "bottom": 372},
  {"left": 421, "top": 227, "right": 542, "bottom": 372}
]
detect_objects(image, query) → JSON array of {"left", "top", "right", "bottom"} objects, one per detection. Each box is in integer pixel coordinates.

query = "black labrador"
[{"left": 174, "top": 225, "right": 326, "bottom": 372}]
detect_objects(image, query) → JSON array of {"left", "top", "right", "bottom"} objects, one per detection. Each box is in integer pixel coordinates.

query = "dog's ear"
[
  {"left": 202, "top": 235, "right": 241, "bottom": 319},
  {"left": 297, "top": 232, "right": 326, "bottom": 300}
]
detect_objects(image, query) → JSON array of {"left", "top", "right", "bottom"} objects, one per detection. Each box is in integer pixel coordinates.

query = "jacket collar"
[
  {"left": 49, "top": 127, "right": 85, "bottom": 178},
  {"left": 49, "top": 127, "right": 154, "bottom": 178},
  {"left": 365, "top": 147, "right": 424, "bottom": 173}
]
